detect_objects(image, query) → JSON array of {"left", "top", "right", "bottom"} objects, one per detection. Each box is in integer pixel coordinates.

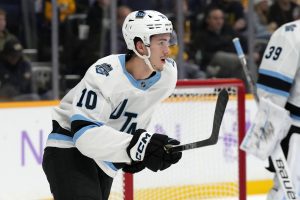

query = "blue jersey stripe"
[
  {"left": 104, "top": 161, "right": 118, "bottom": 171},
  {"left": 73, "top": 124, "right": 99, "bottom": 143},
  {"left": 290, "top": 114, "right": 300, "bottom": 121},
  {"left": 259, "top": 69, "right": 293, "bottom": 83},
  {"left": 48, "top": 133, "right": 73, "bottom": 142}
]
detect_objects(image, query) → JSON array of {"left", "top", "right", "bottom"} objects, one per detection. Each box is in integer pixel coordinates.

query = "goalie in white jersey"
[
  {"left": 255, "top": 20, "right": 300, "bottom": 199},
  {"left": 42, "top": 10, "right": 182, "bottom": 200}
]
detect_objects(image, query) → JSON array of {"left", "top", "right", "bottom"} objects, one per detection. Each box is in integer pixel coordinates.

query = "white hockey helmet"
[{"left": 122, "top": 10, "right": 173, "bottom": 50}]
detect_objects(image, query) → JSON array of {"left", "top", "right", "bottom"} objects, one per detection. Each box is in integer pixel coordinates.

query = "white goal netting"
[{"left": 109, "top": 79, "right": 246, "bottom": 200}]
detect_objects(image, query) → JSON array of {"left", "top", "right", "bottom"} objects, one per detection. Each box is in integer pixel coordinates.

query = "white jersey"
[
  {"left": 45, "top": 54, "right": 177, "bottom": 177},
  {"left": 257, "top": 20, "right": 300, "bottom": 199},
  {"left": 257, "top": 20, "right": 300, "bottom": 126}
]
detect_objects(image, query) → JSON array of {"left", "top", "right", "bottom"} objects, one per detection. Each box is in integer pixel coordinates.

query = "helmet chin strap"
[{"left": 132, "top": 46, "right": 155, "bottom": 71}]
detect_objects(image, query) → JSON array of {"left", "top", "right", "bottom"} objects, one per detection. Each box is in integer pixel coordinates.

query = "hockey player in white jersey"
[
  {"left": 255, "top": 20, "right": 300, "bottom": 199},
  {"left": 42, "top": 10, "right": 182, "bottom": 200}
]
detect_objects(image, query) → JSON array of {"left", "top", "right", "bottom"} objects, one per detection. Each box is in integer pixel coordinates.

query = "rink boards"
[{"left": 0, "top": 98, "right": 272, "bottom": 199}]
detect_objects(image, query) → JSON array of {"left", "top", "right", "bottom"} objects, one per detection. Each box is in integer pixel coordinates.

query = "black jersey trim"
[
  {"left": 70, "top": 114, "right": 104, "bottom": 142},
  {"left": 51, "top": 120, "right": 72, "bottom": 137},
  {"left": 285, "top": 102, "right": 300, "bottom": 119},
  {"left": 70, "top": 114, "right": 103, "bottom": 135},
  {"left": 257, "top": 73, "right": 292, "bottom": 93},
  {"left": 71, "top": 120, "right": 100, "bottom": 136}
]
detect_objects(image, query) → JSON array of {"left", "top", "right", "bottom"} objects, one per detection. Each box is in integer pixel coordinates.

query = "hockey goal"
[{"left": 109, "top": 79, "right": 246, "bottom": 200}]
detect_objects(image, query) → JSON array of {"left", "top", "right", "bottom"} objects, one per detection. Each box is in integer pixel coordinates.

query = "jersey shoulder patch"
[
  {"left": 95, "top": 63, "right": 113, "bottom": 76},
  {"left": 279, "top": 20, "right": 300, "bottom": 35},
  {"left": 284, "top": 23, "right": 297, "bottom": 32},
  {"left": 84, "top": 55, "right": 122, "bottom": 90}
]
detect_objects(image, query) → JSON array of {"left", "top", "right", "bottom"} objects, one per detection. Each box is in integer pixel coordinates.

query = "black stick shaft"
[{"left": 167, "top": 89, "right": 229, "bottom": 153}]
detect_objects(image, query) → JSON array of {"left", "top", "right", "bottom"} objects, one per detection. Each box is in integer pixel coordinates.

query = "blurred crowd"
[{"left": 0, "top": 0, "right": 300, "bottom": 101}]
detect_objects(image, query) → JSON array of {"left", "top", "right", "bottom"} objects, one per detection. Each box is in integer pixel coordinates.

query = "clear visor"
[
  {"left": 154, "top": 31, "right": 178, "bottom": 48},
  {"left": 169, "top": 30, "right": 178, "bottom": 46}
]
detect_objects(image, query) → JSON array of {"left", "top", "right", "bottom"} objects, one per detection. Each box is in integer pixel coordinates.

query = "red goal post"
[{"left": 111, "top": 78, "right": 246, "bottom": 200}]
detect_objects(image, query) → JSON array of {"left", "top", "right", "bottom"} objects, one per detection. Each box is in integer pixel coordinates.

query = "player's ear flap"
[{"left": 135, "top": 40, "right": 146, "bottom": 54}]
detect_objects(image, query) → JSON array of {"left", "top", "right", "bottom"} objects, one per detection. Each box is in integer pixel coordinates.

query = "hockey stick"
[
  {"left": 232, "top": 38, "right": 259, "bottom": 102},
  {"left": 233, "top": 38, "right": 298, "bottom": 200},
  {"left": 166, "top": 89, "right": 229, "bottom": 153}
]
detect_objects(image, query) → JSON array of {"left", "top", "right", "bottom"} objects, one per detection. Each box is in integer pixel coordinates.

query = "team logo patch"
[
  {"left": 95, "top": 63, "right": 112, "bottom": 76},
  {"left": 285, "top": 24, "right": 296, "bottom": 32},
  {"left": 136, "top": 11, "right": 145, "bottom": 18}
]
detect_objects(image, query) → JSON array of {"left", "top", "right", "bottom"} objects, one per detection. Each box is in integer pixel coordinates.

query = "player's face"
[{"left": 149, "top": 33, "right": 171, "bottom": 71}]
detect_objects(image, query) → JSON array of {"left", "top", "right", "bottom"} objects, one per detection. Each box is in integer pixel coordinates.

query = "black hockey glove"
[
  {"left": 127, "top": 129, "right": 182, "bottom": 172},
  {"left": 122, "top": 161, "right": 145, "bottom": 174}
]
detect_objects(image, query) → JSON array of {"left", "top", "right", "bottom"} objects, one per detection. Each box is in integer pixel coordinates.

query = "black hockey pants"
[{"left": 42, "top": 147, "right": 113, "bottom": 200}]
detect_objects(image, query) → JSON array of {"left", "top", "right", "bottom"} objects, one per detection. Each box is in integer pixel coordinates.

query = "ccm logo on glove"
[
  {"left": 136, "top": 132, "right": 152, "bottom": 160},
  {"left": 127, "top": 129, "right": 182, "bottom": 172},
  {"left": 130, "top": 131, "right": 153, "bottom": 161}
]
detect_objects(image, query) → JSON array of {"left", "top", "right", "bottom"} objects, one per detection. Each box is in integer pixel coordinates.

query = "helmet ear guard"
[{"left": 122, "top": 10, "right": 173, "bottom": 51}]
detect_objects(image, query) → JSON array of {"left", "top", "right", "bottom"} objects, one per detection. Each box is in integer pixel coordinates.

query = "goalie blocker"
[{"left": 240, "top": 97, "right": 291, "bottom": 160}]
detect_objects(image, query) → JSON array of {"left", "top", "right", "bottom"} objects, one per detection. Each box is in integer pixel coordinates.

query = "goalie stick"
[
  {"left": 233, "top": 38, "right": 298, "bottom": 200},
  {"left": 166, "top": 89, "right": 229, "bottom": 153}
]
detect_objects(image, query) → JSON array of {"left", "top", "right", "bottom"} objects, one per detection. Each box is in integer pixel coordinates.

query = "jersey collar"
[{"left": 118, "top": 54, "right": 161, "bottom": 91}]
